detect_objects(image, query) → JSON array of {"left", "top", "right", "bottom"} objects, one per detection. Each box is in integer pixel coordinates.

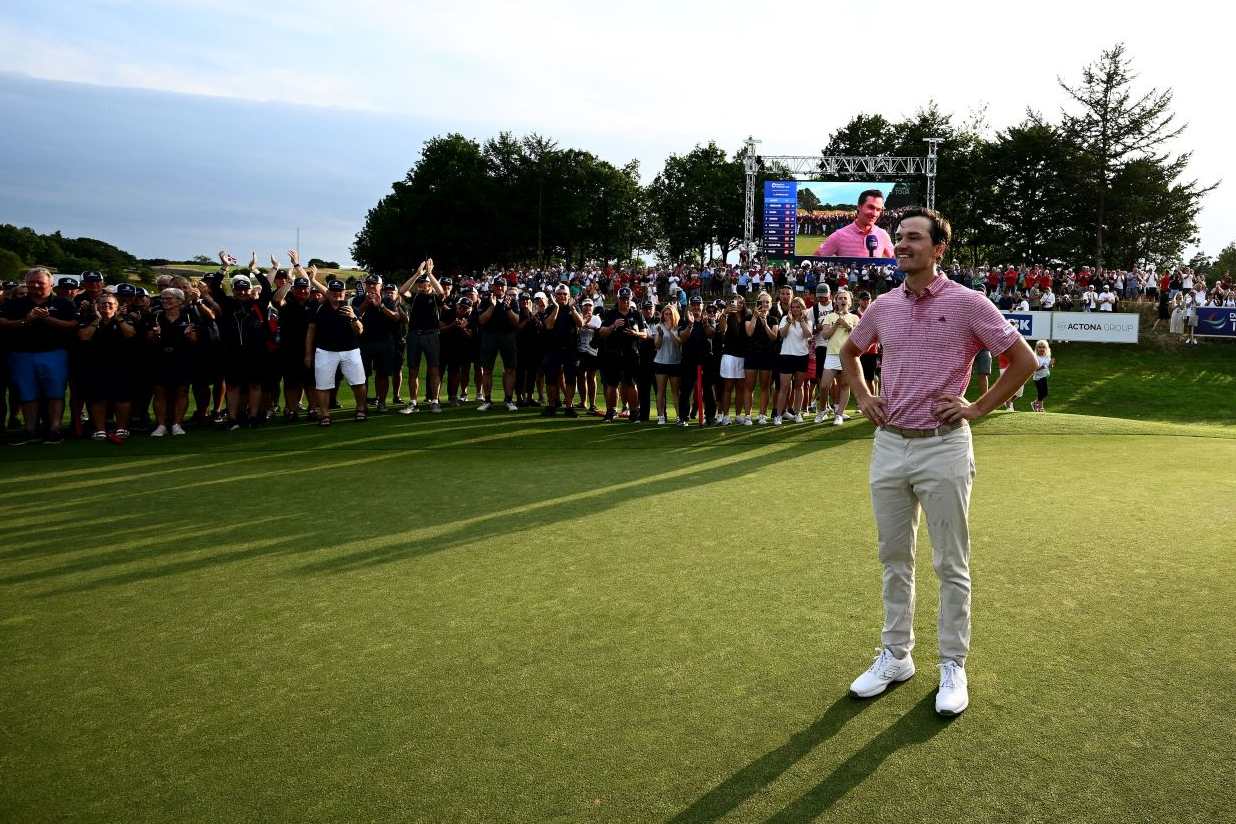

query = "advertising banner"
[
  {"left": 1193, "top": 306, "right": 1236, "bottom": 338},
  {"left": 1000, "top": 311, "right": 1052, "bottom": 340},
  {"left": 1049, "top": 312, "right": 1139, "bottom": 343}
]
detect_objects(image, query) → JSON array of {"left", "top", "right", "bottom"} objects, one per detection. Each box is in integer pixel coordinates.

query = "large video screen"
[{"left": 762, "top": 180, "right": 919, "bottom": 261}]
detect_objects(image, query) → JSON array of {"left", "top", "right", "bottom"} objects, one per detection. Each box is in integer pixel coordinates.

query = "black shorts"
[
  {"left": 192, "top": 347, "right": 223, "bottom": 384},
  {"left": 223, "top": 349, "right": 269, "bottom": 387},
  {"left": 599, "top": 351, "right": 638, "bottom": 387},
  {"left": 777, "top": 353, "right": 809, "bottom": 375},
  {"left": 860, "top": 352, "right": 879, "bottom": 382},
  {"left": 653, "top": 362, "right": 681, "bottom": 377},
  {"left": 84, "top": 368, "right": 132, "bottom": 404},
  {"left": 154, "top": 350, "right": 193, "bottom": 388},
  {"left": 541, "top": 348, "right": 578, "bottom": 384},
  {"left": 814, "top": 346, "right": 830, "bottom": 380},
  {"left": 360, "top": 339, "right": 395, "bottom": 377},
  {"left": 576, "top": 351, "right": 598, "bottom": 374},
  {"left": 743, "top": 351, "right": 775, "bottom": 372},
  {"left": 281, "top": 355, "right": 312, "bottom": 388}
]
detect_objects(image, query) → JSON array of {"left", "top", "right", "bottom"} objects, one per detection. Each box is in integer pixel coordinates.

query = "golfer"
[{"left": 839, "top": 207, "right": 1035, "bottom": 716}]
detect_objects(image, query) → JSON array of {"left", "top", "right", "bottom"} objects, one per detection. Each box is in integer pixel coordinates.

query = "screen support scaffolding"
[{"left": 742, "top": 137, "right": 942, "bottom": 262}]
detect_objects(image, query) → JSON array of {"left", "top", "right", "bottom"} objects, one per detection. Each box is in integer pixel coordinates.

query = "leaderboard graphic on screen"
[{"left": 762, "top": 180, "right": 919, "bottom": 261}]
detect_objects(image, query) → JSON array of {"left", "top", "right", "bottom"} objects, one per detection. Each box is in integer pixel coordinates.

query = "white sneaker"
[
  {"left": 833, "top": 415, "right": 844, "bottom": 426},
  {"left": 151, "top": 425, "right": 168, "bottom": 437},
  {"left": 171, "top": 424, "right": 186, "bottom": 436},
  {"left": 757, "top": 414, "right": 768, "bottom": 425},
  {"left": 792, "top": 413, "right": 804, "bottom": 424},
  {"left": 814, "top": 412, "right": 827, "bottom": 424},
  {"left": 743, "top": 415, "right": 753, "bottom": 426},
  {"left": 849, "top": 648, "right": 916, "bottom": 698},
  {"left": 506, "top": 401, "right": 519, "bottom": 412},
  {"left": 399, "top": 402, "right": 418, "bottom": 414},
  {"left": 657, "top": 415, "right": 666, "bottom": 425},
  {"left": 430, "top": 400, "right": 441, "bottom": 414},
  {"left": 677, "top": 419, "right": 688, "bottom": 427},
  {"left": 477, "top": 401, "right": 493, "bottom": 412},
  {"left": 772, "top": 415, "right": 782, "bottom": 426},
  {"left": 935, "top": 661, "right": 969, "bottom": 716}
]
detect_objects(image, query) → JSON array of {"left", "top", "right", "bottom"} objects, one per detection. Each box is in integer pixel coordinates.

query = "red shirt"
[{"left": 848, "top": 274, "right": 1021, "bottom": 428}]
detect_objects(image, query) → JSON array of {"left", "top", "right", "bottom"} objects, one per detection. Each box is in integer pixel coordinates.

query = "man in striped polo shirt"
[{"left": 839, "top": 206, "right": 1036, "bottom": 716}]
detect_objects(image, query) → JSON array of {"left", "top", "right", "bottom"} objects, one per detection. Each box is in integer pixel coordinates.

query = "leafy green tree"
[
  {"left": 980, "top": 114, "right": 1087, "bottom": 265},
  {"left": 0, "top": 248, "right": 25, "bottom": 280},
  {"left": 1058, "top": 43, "right": 1214, "bottom": 268},
  {"left": 1212, "top": 242, "right": 1236, "bottom": 279}
]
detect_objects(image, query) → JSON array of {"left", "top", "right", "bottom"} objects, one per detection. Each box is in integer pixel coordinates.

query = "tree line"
[{"left": 353, "top": 44, "right": 1220, "bottom": 277}]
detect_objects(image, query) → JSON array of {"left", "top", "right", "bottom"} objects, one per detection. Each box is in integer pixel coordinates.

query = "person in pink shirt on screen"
[{"left": 815, "top": 189, "right": 895, "bottom": 258}]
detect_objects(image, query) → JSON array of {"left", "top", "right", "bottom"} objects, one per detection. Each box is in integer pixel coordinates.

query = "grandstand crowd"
[{"left": 0, "top": 249, "right": 1229, "bottom": 445}]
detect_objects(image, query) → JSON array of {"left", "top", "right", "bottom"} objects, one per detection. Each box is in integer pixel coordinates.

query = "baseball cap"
[
  {"left": 116, "top": 283, "right": 137, "bottom": 296},
  {"left": 440, "top": 277, "right": 453, "bottom": 286},
  {"left": 135, "top": 287, "right": 150, "bottom": 297},
  {"left": 492, "top": 275, "right": 507, "bottom": 286},
  {"left": 533, "top": 291, "right": 548, "bottom": 301},
  {"left": 231, "top": 276, "right": 252, "bottom": 289},
  {"left": 641, "top": 299, "right": 655, "bottom": 309},
  {"left": 457, "top": 296, "right": 474, "bottom": 309},
  {"left": 517, "top": 293, "right": 531, "bottom": 301},
  {"left": 689, "top": 295, "right": 703, "bottom": 304},
  {"left": 581, "top": 298, "right": 594, "bottom": 306},
  {"left": 327, "top": 279, "right": 346, "bottom": 291},
  {"left": 617, "top": 287, "right": 633, "bottom": 299},
  {"left": 382, "top": 282, "right": 397, "bottom": 292},
  {"left": 364, "top": 274, "right": 382, "bottom": 284},
  {"left": 815, "top": 284, "right": 831, "bottom": 296},
  {"left": 57, "top": 277, "right": 80, "bottom": 289},
  {"left": 81, "top": 271, "right": 104, "bottom": 283},
  {"left": 292, "top": 277, "right": 310, "bottom": 288}
]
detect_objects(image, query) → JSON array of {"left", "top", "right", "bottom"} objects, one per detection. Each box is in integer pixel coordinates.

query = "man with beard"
[
  {"left": 595, "top": 286, "right": 646, "bottom": 422},
  {"left": 476, "top": 276, "right": 521, "bottom": 412},
  {"left": 352, "top": 274, "right": 404, "bottom": 413},
  {"left": 0, "top": 268, "right": 80, "bottom": 444}
]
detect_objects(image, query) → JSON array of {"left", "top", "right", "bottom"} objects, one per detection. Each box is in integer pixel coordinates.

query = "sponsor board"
[
  {"left": 1000, "top": 311, "right": 1051, "bottom": 339},
  {"left": 1049, "top": 312, "right": 1139, "bottom": 343},
  {"left": 1194, "top": 306, "right": 1236, "bottom": 338}
]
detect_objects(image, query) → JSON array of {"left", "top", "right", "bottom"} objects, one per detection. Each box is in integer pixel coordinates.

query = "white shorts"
[
  {"left": 822, "top": 353, "right": 843, "bottom": 372},
  {"left": 720, "top": 354, "right": 745, "bottom": 380},
  {"left": 314, "top": 348, "right": 365, "bottom": 390}
]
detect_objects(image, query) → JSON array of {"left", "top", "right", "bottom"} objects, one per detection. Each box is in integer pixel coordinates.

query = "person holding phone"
[
  {"left": 773, "top": 298, "right": 811, "bottom": 425},
  {"left": 305, "top": 279, "right": 367, "bottom": 426}
]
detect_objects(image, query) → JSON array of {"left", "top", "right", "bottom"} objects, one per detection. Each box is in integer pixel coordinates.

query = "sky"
[{"left": 1, "top": 0, "right": 1233, "bottom": 267}]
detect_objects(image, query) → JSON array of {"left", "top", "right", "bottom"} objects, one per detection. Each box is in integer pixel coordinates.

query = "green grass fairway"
[{"left": 3, "top": 341, "right": 1235, "bottom": 823}]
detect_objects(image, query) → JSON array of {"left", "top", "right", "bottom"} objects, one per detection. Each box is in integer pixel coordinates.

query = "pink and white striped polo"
[{"left": 848, "top": 274, "right": 1020, "bottom": 428}]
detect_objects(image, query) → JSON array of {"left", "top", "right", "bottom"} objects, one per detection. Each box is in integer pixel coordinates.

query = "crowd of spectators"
[{"left": 1, "top": 251, "right": 1228, "bottom": 445}]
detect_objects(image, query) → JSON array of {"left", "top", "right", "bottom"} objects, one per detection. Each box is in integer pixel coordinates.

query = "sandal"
[
  {"left": 355, "top": 411, "right": 368, "bottom": 422},
  {"left": 318, "top": 416, "right": 332, "bottom": 427}
]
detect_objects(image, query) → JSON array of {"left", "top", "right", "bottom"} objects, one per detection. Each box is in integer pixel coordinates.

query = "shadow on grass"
[
  {"left": 11, "top": 430, "right": 847, "bottom": 595},
  {"left": 665, "top": 691, "right": 947, "bottom": 824}
]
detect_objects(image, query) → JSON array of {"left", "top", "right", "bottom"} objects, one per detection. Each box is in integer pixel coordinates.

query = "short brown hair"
[{"left": 897, "top": 206, "right": 952, "bottom": 248}]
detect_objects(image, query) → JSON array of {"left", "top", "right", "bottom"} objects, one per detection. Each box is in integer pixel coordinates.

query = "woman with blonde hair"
[
  {"left": 651, "top": 304, "right": 683, "bottom": 424},
  {"left": 814, "top": 289, "right": 859, "bottom": 426}
]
